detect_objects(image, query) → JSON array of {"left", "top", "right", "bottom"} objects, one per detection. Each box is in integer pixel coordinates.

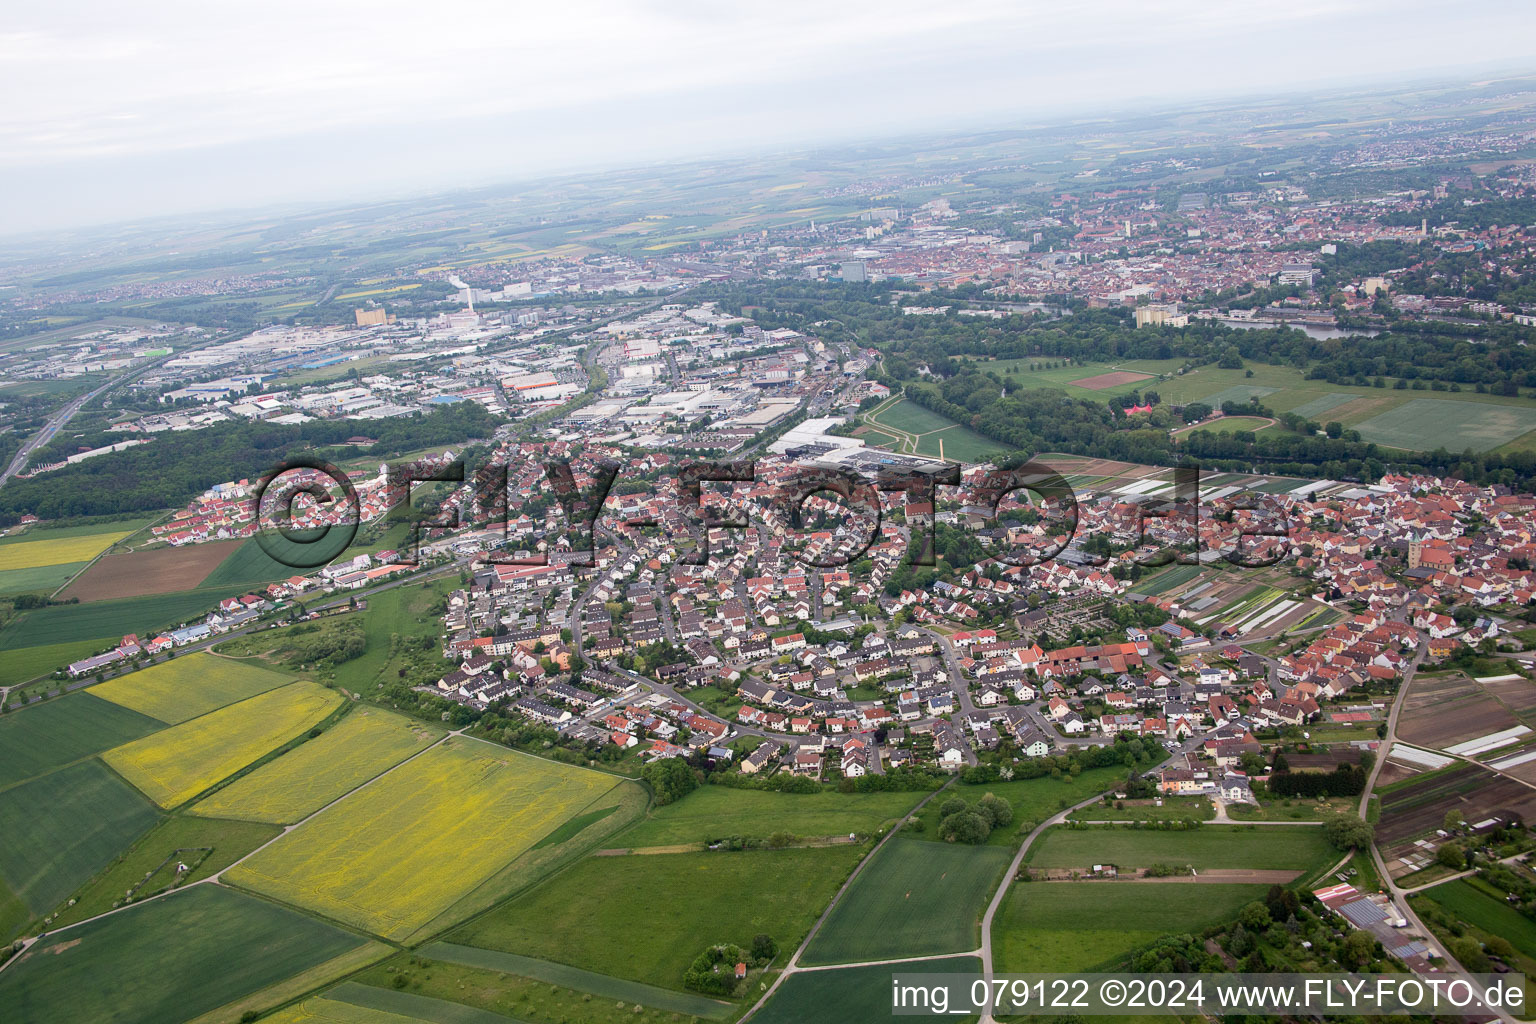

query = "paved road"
[
  {"left": 1349, "top": 625, "right": 1521, "bottom": 1023},
  {"left": 0, "top": 379, "right": 117, "bottom": 487},
  {"left": 976, "top": 788, "right": 1119, "bottom": 1024}
]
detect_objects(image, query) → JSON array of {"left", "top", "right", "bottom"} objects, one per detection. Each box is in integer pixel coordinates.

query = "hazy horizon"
[{"left": 6, "top": 0, "right": 1536, "bottom": 236}]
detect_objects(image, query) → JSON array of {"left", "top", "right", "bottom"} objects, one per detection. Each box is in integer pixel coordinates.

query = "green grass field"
[
  {"left": 0, "top": 759, "right": 158, "bottom": 925},
  {"left": 0, "top": 587, "right": 251, "bottom": 652},
  {"left": 200, "top": 530, "right": 355, "bottom": 590},
  {"left": 454, "top": 845, "right": 861, "bottom": 988},
  {"left": 1182, "top": 415, "right": 1273, "bottom": 435},
  {"left": 617, "top": 785, "right": 925, "bottom": 846},
  {"left": 0, "top": 560, "right": 89, "bottom": 596},
  {"left": 994, "top": 881, "right": 1266, "bottom": 971},
  {"left": 911, "top": 765, "right": 1130, "bottom": 843},
  {"left": 420, "top": 943, "right": 737, "bottom": 1017},
  {"left": 1024, "top": 825, "right": 1333, "bottom": 871},
  {"left": 801, "top": 838, "right": 1012, "bottom": 965},
  {"left": 1353, "top": 397, "right": 1536, "bottom": 451},
  {"left": 1132, "top": 562, "right": 1205, "bottom": 597},
  {"left": 1070, "top": 796, "right": 1215, "bottom": 822},
  {"left": 1290, "top": 392, "right": 1359, "bottom": 419},
  {"left": 0, "top": 636, "right": 118, "bottom": 687},
  {"left": 228, "top": 737, "right": 626, "bottom": 940},
  {"left": 46, "top": 813, "right": 282, "bottom": 929},
  {"left": 1421, "top": 879, "right": 1536, "bottom": 958},
  {"left": 263, "top": 577, "right": 457, "bottom": 694},
  {"left": 0, "top": 884, "right": 367, "bottom": 1024},
  {"left": 0, "top": 691, "right": 165, "bottom": 790},
  {"left": 863, "top": 396, "right": 1013, "bottom": 463},
  {"left": 262, "top": 994, "right": 432, "bottom": 1024},
  {"left": 528, "top": 804, "right": 620, "bottom": 851},
  {"left": 754, "top": 956, "right": 982, "bottom": 1024},
  {"left": 90, "top": 652, "right": 297, "bottom": 725},
  {"left": 193, "top": 707, "right": 441, "bottom": 824}
]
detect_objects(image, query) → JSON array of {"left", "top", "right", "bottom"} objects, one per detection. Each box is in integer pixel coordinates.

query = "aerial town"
[{"left": 8, "top": 65, "right": 1536, "bottom": 1024}]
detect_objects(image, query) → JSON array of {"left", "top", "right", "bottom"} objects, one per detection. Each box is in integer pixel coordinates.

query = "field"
[
  {"left": 0, "top": 560, "right": 88, "bottom": 596},
  {"left": 1112, "top": 361, "right": 1536, "bottom": 453},
  {"left": 60, "top": 540, "right": 243, "bottom": 602},
  {"left": 194, "top": 708, "right": 442, "bottom": 824},
  {"left": 0, "top": 691, "right": 164, "bottom": 789},
  {"left": 227, "top": 737, "right": 627, "bottom": 940},
  {"left": 910, "top": 764, "right": 1131, "bottom": 843},
  {"left": 1354, "top": 398, "right": 1536, "bottom": 451},
  {"left": 0, "top": 884, "right": 367, "bottom": 1024},
  {"left": 861, "top": 396, "right": 1012, "bottom": 463},
  {"left": 455, "top": 845, "right": 860, "bottom": 988},
  {"left": 994, "top": 882, "right": 1266, "bottom": 972},
  {"left": 410, "top": 947, "right": 736, "bottom": 1020},
  {"left": 0, "top": 759, "right": 158, "bottom": 924},
  {"left": 616, "top": 785, "right": 925, "bottom": 846},
  {"left": 261, "top": 995, "right": 429, "bottom": 1024},
  {"left": 801, "top": 838, "right": 1013, "bottom": 965},
  {"left": 1420, "top": 878, "right": 1536, "bottom": 958},
  {"left": 230, "top": 577, "right": 457, "bottom": 695},
  {"left": 0, "top": 528, "right": 135, "bottom": 572},
  {"left": 1070, "top": 369, "right": 1152, "bottom": 390},
  {"left": 0, "top": 636, "right": 114, "bottom": 688},
  {"left": 1071, "top": 795, "right": 1215, "bottom": 822},
  {"left": 754, "top": 956, "right": 981, "bottom": 1024},
  {"left": 46, "top": 814, "right": 282, "bottom": 929},
  {"left": 1024, "top": 825, "right": 1333, "bottom": 872},
  {"left": 1179, "top": 414, "right": 1274, "bottom": 435},
  {"left": 0, "top": 587, "right": 253, "bottom": 652},
  {"left": 90, "top": 652, "right": 297, "bottom": 724},
  {"left": 201, "top": 530, "right": 355, "bottom": 590},
  {"left": 104, "top": 681, "right": 345, "bottom": 808},
  {"left": 1398, "top": 672, "right": 1524, "bottom": 751},
  {"left": 1378, "top": 761, "right": 1536, "bottom": 862}
]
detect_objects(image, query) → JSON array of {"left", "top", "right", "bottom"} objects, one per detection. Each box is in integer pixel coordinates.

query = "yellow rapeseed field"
[
  {"left": 103, "top": 681, "right": 344, "bottom": 808},
  {"left": 0, "top": 530, "right": 133, "bottom": 571},
  {"left": 226, "top": 737, "right": 622, "bottom": 940},
  {"left": 193, "top": 707, "right": 442, "bottom": 824},
  {"left": 91, "top": 653, "right": 296, "bottom": 724}
]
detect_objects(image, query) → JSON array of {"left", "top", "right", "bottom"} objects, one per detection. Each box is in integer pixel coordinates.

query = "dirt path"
[
  {"left": 1034, "top": 868, "right": 1300, "bottom": 884},
  {"left": 597, "top": 836, "right": 860, "bottom": 856}
]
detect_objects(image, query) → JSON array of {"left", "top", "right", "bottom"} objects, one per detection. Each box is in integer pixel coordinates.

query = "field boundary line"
[
  {"left": 976, "top": 786, "right": 1120, "bottom": 1024},
  {"left": 736, "top": 778, "right": 953, "bottom": 1024},
  {"left": 0, "top": 726, "right": 461, "bottom": 959}
]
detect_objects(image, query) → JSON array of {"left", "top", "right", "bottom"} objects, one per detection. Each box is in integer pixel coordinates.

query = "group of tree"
[
  {"left": 641, "top": 757, "right": 700, "bottom": 806},
  {"left": 0, "top": 400, "right": 500, "bottom": 523},
  {"left": 1265, "top": 761, "right": 1367, "bottom": 798},
  {"left": 932, "top": 792, "right": 1014, "bottom": 844}
]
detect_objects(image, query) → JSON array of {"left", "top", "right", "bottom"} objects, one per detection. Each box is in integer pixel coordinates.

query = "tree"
[
  {"left": 1443, "top": 809, "right": 1465, "bottom": 832},
  {"left": 1238, "top": 901, "right": 1272, "bottom": 931},
  {"left": 1323, "top": 811, "right": 1374, "bottom": 851},
  {"left": 977, "top": 792, "right": 1014, "bottom": 829},
  {"left": 750, "top": 934, "right": 777, "bottom": 963},
  {"left": 1436, "top": 843, "right": 1465, "bottom": 869},
  {"left": 1448, "top": 935, "right": 1490, "bottom": 972},
  {"left": 1486, "top": 935, "right": 1516, "bottom": 961},
  {"left": 641, "top": 758, "right": 698, "bottom": 806},
  {"left": 1342, "top": 929, "right": 1377, "bottom": 969},
  {"left": 940, "top": 796, "right": 969, "bottom": 818},
  {"left": 938, "top": 810, "right": 991, "bottom": 844}
]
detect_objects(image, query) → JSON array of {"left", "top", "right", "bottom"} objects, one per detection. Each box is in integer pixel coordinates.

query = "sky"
[{"left": 5, "top": 0, "right": 1536, "bottom": 235}]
